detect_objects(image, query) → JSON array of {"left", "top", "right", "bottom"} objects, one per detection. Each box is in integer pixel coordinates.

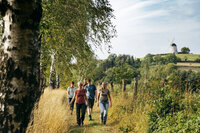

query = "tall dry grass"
[
  {"left": 26, "top": 89, "right": 72, "bottom": 133},
  {"left": 109, "top": 90, "right": 152, "bottom": 133}
]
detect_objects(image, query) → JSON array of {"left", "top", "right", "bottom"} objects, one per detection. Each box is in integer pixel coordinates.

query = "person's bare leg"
[
  {"left": 88, "top": 108, "right": 93, "bottom": 120},
  {"left": 88, "top": 108, "right": 90, "bottom": 115}
]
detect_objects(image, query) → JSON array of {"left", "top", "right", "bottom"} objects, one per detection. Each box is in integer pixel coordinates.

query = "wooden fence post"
[
  {"left": 110, "top": 81, "right": 114, "bottom": 91},
  {"left": 133, "top": 77, "right": 138, "bottom": 100},
  {"left": 122, "top": 79, "right": 126, "bottom": 92}
]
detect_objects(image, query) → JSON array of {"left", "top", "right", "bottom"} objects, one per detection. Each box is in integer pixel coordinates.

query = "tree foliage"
[
  {"left": 40, "top": 0, "right": 116, "bottom": 86},
  {"left": 87, "top": 54, "right": 141, "bottom": 84},
  {"left": 142, "top": 54, "right": 181, "bottom": 66},
  {"left": 181, "top": 47, "right": 190, "bottom": 54}
]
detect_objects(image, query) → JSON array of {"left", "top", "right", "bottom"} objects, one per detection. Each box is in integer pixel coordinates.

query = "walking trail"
[{"left": 68, "top": 107, "right": 118, "bottom": 133}]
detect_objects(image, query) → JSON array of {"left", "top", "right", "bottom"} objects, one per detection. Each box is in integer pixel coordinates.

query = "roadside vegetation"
[{"left": 108, "top": 62, "right": 200, "bottom": 132}]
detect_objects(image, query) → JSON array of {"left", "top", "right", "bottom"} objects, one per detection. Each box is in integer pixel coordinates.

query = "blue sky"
[{"left": 95, "top": 0, "right": 200, "bottom": 59}]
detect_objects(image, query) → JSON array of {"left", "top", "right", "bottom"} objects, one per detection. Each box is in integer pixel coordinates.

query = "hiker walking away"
[
  {"left": 69, "top": 81, "right": 88, "bottom": 126},
  {"left": 85, "top": 79, "right": 97, "bottom": 120},
  {"left": 67, "top": 81, "right": 76, "bottom": 115},
  {"left": 97, "top": 82, "right": 112, "bottom": 125}
]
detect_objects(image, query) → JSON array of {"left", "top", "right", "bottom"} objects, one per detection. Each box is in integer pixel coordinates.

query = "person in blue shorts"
[{"left": 85, "top": 79, "right": 97, "bottom": 120}]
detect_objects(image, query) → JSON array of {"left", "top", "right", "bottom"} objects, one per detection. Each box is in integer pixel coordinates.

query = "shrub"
[{"left": 148, "top": 88, "right": 200, "bottom": 133}]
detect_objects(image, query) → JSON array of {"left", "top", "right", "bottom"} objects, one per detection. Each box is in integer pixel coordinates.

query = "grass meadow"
[
  {"left": 176, "top": 54, "right": 200, "bottom": 61},
  {"left": 26, "top": 89, "right": 72, "bottom": 133}
]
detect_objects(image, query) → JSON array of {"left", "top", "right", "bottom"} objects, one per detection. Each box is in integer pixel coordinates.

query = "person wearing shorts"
[
  {"left": 85, "top": 79, "right": 97, "bottom": 120},
  {"left": 97, "top": 82, "right": 112, "bottom": 125},
  {"left": 67, "top": 81, "right": 76, "bottom": 115}
]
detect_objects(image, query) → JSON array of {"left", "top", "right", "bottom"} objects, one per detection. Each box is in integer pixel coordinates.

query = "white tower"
[{"left": 171, "top": 43, "right": 178, "bottom": 54}]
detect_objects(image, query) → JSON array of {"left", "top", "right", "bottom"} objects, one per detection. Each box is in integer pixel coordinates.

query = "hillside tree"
[{"left": 181, "top": 47, "right": 190, "bottom": 54}]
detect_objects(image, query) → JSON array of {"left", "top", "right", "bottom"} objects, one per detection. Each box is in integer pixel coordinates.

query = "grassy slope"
[
  {"left": 177, "top": 66, "right": 200, "bottom": 72},
  {"left": 139, "top": 54, "right": 200, "bottom": 62},
  {"left": 176, "top": 54, "right": 200, "bottom": 72},
  {"left": 139, "top": 53, "right": 200, "bottom": 72},
  {"left": 176, "top": 54, "right": 200, "bottom": 61}
]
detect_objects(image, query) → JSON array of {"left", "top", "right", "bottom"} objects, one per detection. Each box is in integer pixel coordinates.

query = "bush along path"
[{"left": 68, "top": 106, "right": 118, "bottom": 133}]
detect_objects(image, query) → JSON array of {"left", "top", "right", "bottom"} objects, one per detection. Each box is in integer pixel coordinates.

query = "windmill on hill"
[{"left": 169, "top": 38, "right": 178, "bottom": 54}]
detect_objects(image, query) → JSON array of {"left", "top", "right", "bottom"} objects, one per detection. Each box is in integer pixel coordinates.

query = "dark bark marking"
[
  {"left": 8, "top": 35, "right": 11, "bottom": 39},
  {"left": 2, "top": 36, "right": 6, "bottom": 43}
]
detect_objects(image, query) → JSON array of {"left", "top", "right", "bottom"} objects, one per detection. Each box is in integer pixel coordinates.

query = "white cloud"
[
  {"left": 116, "top": 0, "right": 166, "bottom": 18},
  {"left": 129, "top": 9, "right": 169, "bottom": 22}
]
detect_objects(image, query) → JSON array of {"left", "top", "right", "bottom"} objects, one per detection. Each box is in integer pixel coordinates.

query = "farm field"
[
  {"left": 139, "top": 54, "right": 200, "bottom": 62},
  {"left": 176, "top": 54, "right": 200, "bottom": 61},
  {"left": 176, "top": 62, "right": 200, "bottom": 72},
  {"left": 177, "top": 62, "right": 200, "bottom": 67},
  {"left": 177, "top": 66, "right": 200, "bottom": 72}
]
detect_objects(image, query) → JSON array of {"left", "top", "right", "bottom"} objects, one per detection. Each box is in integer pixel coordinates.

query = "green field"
[
  {"left": 177, "top": 62, "right": 200, "bottom": 67},
  {"left": 176, "top": 55, "right": 200, "bottom": 72},
  {"left": 177, "top": 67, "right": 200, "bottom": 72},
  {"left": 176, "top": 54, "right": 200, "bottom": 61},
  {"left": 176, "top": 62, "right": 200, "bottom": 72}
]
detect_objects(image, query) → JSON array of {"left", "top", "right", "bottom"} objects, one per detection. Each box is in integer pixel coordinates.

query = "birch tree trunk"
[
  {"left": 0, "top": 0, "right": 42, "bottom": 132},
  {"left": 56, "top": 71, "right": 59, "bottom": 89},
  {"left": 49, "top": 53, "right": 56, "bottom": 89}
]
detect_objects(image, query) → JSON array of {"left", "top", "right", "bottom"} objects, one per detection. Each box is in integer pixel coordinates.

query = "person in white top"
[{"left": 67, "top": 81, "right": 77, "bottom": 115}]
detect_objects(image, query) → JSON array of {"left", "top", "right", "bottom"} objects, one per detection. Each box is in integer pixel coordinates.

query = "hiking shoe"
[
  {"left": 89, "top": 115, "right": 92, "bottom": 121},
  {"left": 81, "top": 120, "right": 84, "bottom": 126},
  {"left": 103, "top": 121, "right": 106, "bottom": 125}
]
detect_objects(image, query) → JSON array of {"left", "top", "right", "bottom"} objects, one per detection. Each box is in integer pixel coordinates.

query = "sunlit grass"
[
  {"left": 109, "top": 85, "right": 152, "bottom": 133},
  {"left": 177, "top": 62, "right": 200, "bottom": 67},
  {"left": 176, "top": 54, "right": 200, "bottom": 61},
  {"left": 26, "top": 88, "right": 72, "bottom": 133},
  {"left": 176, "top": 62, "right": 200, "bottom": 72}
]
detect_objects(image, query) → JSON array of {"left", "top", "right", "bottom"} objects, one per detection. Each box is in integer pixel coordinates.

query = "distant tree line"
[
  {"left": 142, "top": 53, "right": 181, "bottom": 66},
  {"left": 80, "top": 53, "right": 200, "bottom": 93}
]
